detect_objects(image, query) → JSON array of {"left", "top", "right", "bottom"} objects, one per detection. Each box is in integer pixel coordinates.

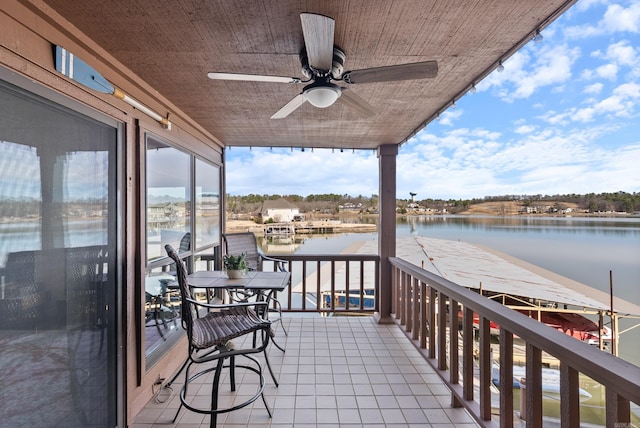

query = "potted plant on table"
[{"left": 223, "top": 253, "right": 248, "bottom": 279}]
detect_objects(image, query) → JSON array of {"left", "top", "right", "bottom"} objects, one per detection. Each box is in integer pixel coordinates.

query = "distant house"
[{"left": 260, "top": 198, "right": 300, "bottom": 223}]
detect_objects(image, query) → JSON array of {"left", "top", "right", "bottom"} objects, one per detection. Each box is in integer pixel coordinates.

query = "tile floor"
[{"left": 131, "top": 316, "right": 480, "bottom": 427}]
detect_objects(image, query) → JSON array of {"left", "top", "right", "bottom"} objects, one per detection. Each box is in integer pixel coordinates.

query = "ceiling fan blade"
[
  {"left": 338, "top": 90, "right": 376, "bottom": 118},
  {"left": 271, "top": 94, "right": 306, "bottom": 119},
  {"left": 207, "top": 72, "right": 300, "bottom": 84},
  {"left": 343, "top": 61, "right": 438, "bottom": 84},
  {"left": 300, "top": 13, "right": 335, "bottom": 72}
]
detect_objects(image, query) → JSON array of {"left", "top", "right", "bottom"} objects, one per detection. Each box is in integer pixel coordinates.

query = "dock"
[
  {"left": 226, "top": 219, "right": 377, "bottom": 235},
  {"left": 293, "top": 236, "right": 640, "bottom": 354}
]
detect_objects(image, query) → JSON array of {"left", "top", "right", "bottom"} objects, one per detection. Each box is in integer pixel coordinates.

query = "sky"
[{"left": 225, "top": 0, "right": 640, "bottom": 200}]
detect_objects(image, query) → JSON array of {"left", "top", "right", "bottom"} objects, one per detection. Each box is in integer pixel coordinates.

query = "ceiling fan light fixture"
[{"left": 303, "top": 83, "right": 342, "bottom": 108}]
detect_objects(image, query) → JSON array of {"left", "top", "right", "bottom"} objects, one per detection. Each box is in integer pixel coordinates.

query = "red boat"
[
  {"left": 460, "top": 310, "right": 612, "bottom": 346},
  {"left": 516, "top": 309, "right": 611, "bottom": 346}
]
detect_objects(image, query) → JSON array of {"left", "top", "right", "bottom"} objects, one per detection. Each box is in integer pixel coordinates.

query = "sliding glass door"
[{"left": 0, "top": 79, "right": 119, "bottom": 427}]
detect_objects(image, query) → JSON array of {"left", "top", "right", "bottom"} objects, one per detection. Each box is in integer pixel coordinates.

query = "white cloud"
[
  {"left": 573, "top": 107, "right": 597, "bottom": 122},
  {"left": 573, "top": 0, "right": 610, "bottom": 13},
  {"left": 614, "top": 82, "right": 640, "bottom": 98},
  {"left": 603, "top": 3, "right": 640, "bottom": 33},
  {"left": 514, "top": 125, "right": 536, "bottom": 134},
  {"left": 597, "top": 63, "right": 619, "bottom": 80},
  {"left": 541, "top": 80, "right": 640, "bottom": 124},
  {"left": 481, "top": 45, "right": 579, "bottom": 101},
  {"left": 583, "top": 63, "right": 619, "bottom": 80},
  {"left": 437, "top": 109, "right": 463, "bottom": 126},
  {"left": 584, "top": 82, "right": 604, "bottom": 94},
  {"left": 565, "top": 1, "right": 640, "bottom": 38},
  {"left": 606, "top": 40, "right": 638, "bottom": 66},
  {"left": 226, "top": 148, "right": 378, "bottom": 196}
]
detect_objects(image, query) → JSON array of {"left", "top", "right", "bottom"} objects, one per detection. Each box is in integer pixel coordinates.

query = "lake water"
[{"left": 275, "top": 215, "right": 640, "bottom": 366}]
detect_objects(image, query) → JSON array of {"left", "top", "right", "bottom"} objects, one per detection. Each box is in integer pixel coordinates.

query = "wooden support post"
[{"left": 376, "top": 144, "right": 397, "bottom": 324}]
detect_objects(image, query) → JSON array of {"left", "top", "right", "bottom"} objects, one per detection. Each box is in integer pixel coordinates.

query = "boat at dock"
[
  {"left": 264, "top": 223, "right": 295, "bottom": 236},
  {"left": 463, "top": 309, "right": 612, "bottom": 347},
  {"left": 491, "top": 365, "right": 593, "bottom": 401}
]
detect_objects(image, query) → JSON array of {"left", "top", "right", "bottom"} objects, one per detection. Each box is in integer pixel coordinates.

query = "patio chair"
[
  {"left": 222, "top": 232, "right": 289, "bottom": 340},
  {"left": 164, "top": 244, "right": 273, "bottom": 427}
]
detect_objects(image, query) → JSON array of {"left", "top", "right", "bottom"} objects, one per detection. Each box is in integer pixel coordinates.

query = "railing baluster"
[
  {"left": 301, "top": 260, "right": 307, "bottom": 310},
  {"left": 412, "top": 276, "right": 419, "bottom": 340},
  {"left": 391, "top": 265, "right": 395, "bottom": 313},
  {"left": 463, "top": 306, "right": 474, "bottom": 402},
  {"left": 374, "top": 258, "right": 379, "bottom": 312},
  {"left": 479, "top": 316, "right": 492, "bottom": 420},
  {"left": 559, "top": 362, "right": 580, "bottom": 428},
  {"left": 400, "top": 271, "right": 407, "bottom": 326},
  {"left": 345, "top": 260, "right": 350, "bottom": 311},
  {"left": 526, "top": 343, "right": 543, "bottom": 427},
  {"left": 449, "top": 298, "right": 460, "bottom": 407},
  {"left": 315, "top": 260, "right": 321, "bottom": 311},
  {"left": 428, "top": 286, "right": 436, "bottom": 359},
  {"left": 500, "top": 329, "right": 514, "bottom": 428},
  {"left": 406, "top": 273, "right": 413, "bottom": 334},
  {"left": 606, "top": 388, "right": 631, "bottom": 428},
  {"left": 438, "top": 291, "right": 447, "bottom": 371},
  {"left": 330, "top": 260, "right": 335, "bottom": 311},
  {"left": 359, "top": 261, "right": 365, "bottom": 311},
  {"left": 420, "top": 281, "right": 427, "bottom": 349}
]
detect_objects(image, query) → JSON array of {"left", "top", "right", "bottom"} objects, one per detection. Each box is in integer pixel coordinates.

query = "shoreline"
[{"left": 225, "top": 211, "right": 638, "bottom": 234}]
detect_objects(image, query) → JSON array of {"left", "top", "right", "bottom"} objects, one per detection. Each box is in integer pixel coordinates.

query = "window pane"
[
  {"left": 195, "top": 159, "right": 220, "bottom": 249},
  {"left": 144, "top": 136, "right": 190, "bottom": 361},
  {"left": 146, "top": 136, "right": 191, "bottom": 263}
]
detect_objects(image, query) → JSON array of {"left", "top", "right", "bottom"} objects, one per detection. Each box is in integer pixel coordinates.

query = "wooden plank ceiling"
[{"left": 43, "top": 0, "right": 576, "bottom": 150}]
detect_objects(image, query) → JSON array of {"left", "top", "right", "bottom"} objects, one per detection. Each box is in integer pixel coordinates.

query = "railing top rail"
[
  {"left": 390, "top": 256, "right": 640, "bottom": 403},
  {"left": 268, "top": 253, "right": 379, "bottom": 262}
]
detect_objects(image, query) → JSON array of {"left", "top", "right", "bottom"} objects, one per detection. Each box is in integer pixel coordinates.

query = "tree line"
[{"left": 226, "top": 191, "right": 640, "bottom": 214}]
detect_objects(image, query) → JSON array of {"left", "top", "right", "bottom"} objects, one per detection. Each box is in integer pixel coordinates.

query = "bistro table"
[
  {"left": 145, "top": 273, "right": 180, "bottom": 340},
  {"left": 187, "top": 270, "right": 290, "bottom": 352},
  {"left": 187, "top": 270, "right": 289, "bottom": 295}
]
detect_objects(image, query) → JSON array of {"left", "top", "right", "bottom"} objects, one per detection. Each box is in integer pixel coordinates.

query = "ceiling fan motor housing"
[
  {"left": 300, "top": 46, "right": 345, "bottom": 79},
  {"left": 330, "top": 47, "right": 345, "bottom": 79}
]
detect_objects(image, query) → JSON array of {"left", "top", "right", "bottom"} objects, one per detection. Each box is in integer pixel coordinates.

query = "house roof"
[
  {"left": 262, "top": 198, "right": 299, "bottom": 212},
  {"left": 41, "top": 0, "right": 577, "bottom": 150}
]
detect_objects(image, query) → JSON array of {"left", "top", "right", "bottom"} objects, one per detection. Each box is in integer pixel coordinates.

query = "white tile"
[{"left": 134, "top": 316, "right": 480, "bottom": 428}]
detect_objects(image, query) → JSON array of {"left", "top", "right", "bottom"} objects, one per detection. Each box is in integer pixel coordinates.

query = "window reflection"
[
  {"left": 0, "top": 79, "right": 118, "bottom": 426},
  {"left": 195, "top": 159, "right": 220, "bottom": 249},
  {"left": 144, "top": 137, "right": 222, "bottom": 364},
  {"left": 146, "top": 137, "right": 190, "bottom": 263}
]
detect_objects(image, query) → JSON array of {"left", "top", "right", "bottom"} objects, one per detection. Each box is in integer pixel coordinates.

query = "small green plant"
[{"left": 223, "top": 253, "right": 247, "bottom": 271}]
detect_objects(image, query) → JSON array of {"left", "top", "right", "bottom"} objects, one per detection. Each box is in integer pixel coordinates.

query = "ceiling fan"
[{"left": 207, "top": 13, "right": 438, "bottom": 119}]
